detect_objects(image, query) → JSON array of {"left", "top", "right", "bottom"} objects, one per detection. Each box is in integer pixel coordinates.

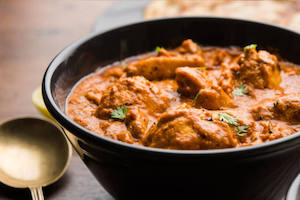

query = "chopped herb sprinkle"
[
  {"left": 155, "top": 46, "right": 164, "bottom": 52},
  {"left": 111, "top": 106, "right": 128, "bottom": 120},
  {"left": 237, "top": 125, "right": 248, "bottom": 136},
  {"left": 193, "top": 92, "right": 200, "bottom": 104},
  {"left": 243, "top": 44, "right": 257, "bottom": 51},
  {"left": 232, "top": 84, "right": 248, "bottom": 97},
  {"left": 219, "top": 113, "right": 239, "bottom": 126},
  {"left": 121, "top": 62, "right": 127, "bottom": 68},
  {"left": 219, "top": 113, "right": 249, "bottom": 136}
]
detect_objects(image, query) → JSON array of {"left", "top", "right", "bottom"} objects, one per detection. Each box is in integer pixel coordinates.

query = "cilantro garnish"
[
  {"left": 121, "top": 62, "right": 127, "bottom": 68},
  {"left": 155, "top": 46, "right": 164, "bottom": 52},
  {"left": 232, "top": 84, "right": 248, "bottom": 97},
  {"left": 110, "top": 106, "right": 128, "bottom": 120},
  {"left": 243, "top": 44, "right": 257, "bottom": 51},
  {"left": 237, "top": 125, "right": 248, "bottom": 136},
  {"left": 219, "top": 113, "right": 250, "bottom": 137},
  {"left": 197, "top": 67, "right": 207, "bottom": 70},
  {"left": 192, "top": 92, "right": 200, "bottom": 104},
  {"left": 219, "top": 113, "right": 239, "bottom": 126}
]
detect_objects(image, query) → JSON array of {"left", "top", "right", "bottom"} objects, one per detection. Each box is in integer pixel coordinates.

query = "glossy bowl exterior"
[
  {"left": 286, "top": 173, "right": 300, "bottom": 200},
  {"left": 42, "top": 17, "right": 300, "bottom": 200}
]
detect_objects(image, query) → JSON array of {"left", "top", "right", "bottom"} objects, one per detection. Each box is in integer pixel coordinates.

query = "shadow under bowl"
[{"left": 42, "top": 17, "right": 300, "bottom": 200}]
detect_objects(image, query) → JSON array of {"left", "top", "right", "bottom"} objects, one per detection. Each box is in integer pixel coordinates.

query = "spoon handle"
[{"left": 30, "top": 187, "right": 44, "bottom": 200}]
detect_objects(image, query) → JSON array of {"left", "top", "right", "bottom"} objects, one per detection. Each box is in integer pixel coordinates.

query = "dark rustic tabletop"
[{"left": 0, "top": 0, "right": 126, "bottom": 199}]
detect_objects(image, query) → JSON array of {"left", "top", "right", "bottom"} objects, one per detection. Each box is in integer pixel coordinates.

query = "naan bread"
[{"left": 144, "top": 0, "right": 300, "bottom": 32}]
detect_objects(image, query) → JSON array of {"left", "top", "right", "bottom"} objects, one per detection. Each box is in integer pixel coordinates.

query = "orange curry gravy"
[{"left": 67, "top": 39, "right": 300, "bottom": 150}]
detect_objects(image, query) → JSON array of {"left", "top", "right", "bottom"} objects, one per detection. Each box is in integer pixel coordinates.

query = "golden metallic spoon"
[{"left": 0, "top": 117, "right": 72, "bottom": 200}]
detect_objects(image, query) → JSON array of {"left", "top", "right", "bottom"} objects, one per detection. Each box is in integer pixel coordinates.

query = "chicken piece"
[
  {"left": 143, "top": 109, "right": 238, "bottom": 150},
  {"left": 250, "top": 98, "right": 275, "bottom": 121},
  {"left": 275, "top": 94, "right": 300, "bottom": 122},
  {"left": 156, "top": 48, "right": 176, "bottom": 57},
  {"left": 175, "top": 66, "right": 234, "bottom": 109},
  {"left": 125, "top": 107, "right": 150, "bottom": 139},
  {"left": 85, "top": 90, "right": 103, "bottom": 105},
  {"left": 99, "top": 121, "right": 135, "bottom": 144},
  {"left": 99, "top": 66, "right": 124, "bottom": 78},
  {"left": 125, "top": 40, "right": 204, "bottom": 80},
  {"left": 202, "top": 48, "right": 232, "bottom": 68},
  {"left": 175, "top": 67, "right": 212, "bottom": 98},
  {"left": 84, "top": 67, "right": 123, "bottom": 105},
  {"left": 125, "top": 56, "right": 204, "bottom": 80},
  {"left": 232, "top": 48, "right": 281, "bottom": 89},
  {"left": 250, "top": 94, "right": 300, "bottom": 122},
  {"left": 258, "top": 121, "right": 296, "bottom": 142},
  {"left": 177, "top": 39, "right": 203, "bottom": 55},
  {"left": 194, "top": 85, "right": 235, "bottom": 110},
  {"left": 217, "top": 63, "right": 237, "bottom": 95},
  {"left": 95, "top": 76, "right": 170, "bottom": 119}
]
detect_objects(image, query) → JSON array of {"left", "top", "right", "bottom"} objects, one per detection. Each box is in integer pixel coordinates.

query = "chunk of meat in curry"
[
  {"left": 143, "top": 108, "right": 238, "bottom": 149},
  {"left": 67, "top": 40, "right": 300, "bottom": 150}
]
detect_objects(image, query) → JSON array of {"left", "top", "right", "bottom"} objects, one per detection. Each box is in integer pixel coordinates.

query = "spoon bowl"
[{"left": 0, "top": 117, "right": 71, "bottom": 199}]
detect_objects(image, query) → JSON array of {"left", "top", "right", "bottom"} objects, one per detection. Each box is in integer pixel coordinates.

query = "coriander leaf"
[
  {"left": 197, "top": 67, "right": 207, "bottom": 70},
  {"left": 111, "top": 106, "right": 128, "bottom": 120},
  {"left": 121, "top": 62, "right": 127, "bottom": 68},
  {"left": 237, "top": 125, "right": 248, "bottom": 136},
  {"left": 243, "top": 44, "right": 257, "bottom": 51},
  {"left": 155, "top": 46, "right": 164, "bottom": 52},
  {"left": 192, "top": 92, "right": 200, "bottom": 104},
  {"left": 219, "top": 113, "right": 239, "bottom": 126},
  {"left": 232, "top": 84, "right": 248, "bottom": 97}
]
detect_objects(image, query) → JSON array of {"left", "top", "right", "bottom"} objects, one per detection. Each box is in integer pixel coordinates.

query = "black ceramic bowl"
[{"left": 42, "top": 17, "right": 300, "bottom": 200}]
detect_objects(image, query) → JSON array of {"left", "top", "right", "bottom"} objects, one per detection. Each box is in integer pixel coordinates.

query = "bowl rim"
[{"left": 42, "top": 16, "right": 300, "bottom": 155}]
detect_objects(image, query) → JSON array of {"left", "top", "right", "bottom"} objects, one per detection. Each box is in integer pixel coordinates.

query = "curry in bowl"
[{"left": 67, "top": 39, "right": 300, "bottom": 150}]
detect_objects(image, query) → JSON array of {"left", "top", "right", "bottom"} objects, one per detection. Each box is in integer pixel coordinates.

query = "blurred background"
[{"left": 0, "top": 0, "right": 299, "bottom": 199}]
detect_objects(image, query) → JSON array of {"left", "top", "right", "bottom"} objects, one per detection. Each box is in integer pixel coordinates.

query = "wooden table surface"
[{"left": 0, "top": 1, "right": 116, "bottom": 199}]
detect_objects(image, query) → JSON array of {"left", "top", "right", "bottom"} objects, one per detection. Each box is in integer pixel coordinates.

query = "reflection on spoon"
[{"left": 0, "top": 145, "right": 41, "bottom": 181}]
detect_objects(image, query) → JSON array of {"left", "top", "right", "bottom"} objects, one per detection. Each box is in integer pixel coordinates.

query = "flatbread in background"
[{"left": 144, "top": 0, "right": 300, "bottom": 32}]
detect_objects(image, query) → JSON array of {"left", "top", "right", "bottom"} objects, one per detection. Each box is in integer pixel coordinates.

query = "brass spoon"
[{"left": 0, "top": 117, "right": 72, "bottom": 200}]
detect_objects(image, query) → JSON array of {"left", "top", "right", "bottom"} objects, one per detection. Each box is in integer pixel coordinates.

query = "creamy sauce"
[{"left": 67, "top": 40, "right": 300, "bottom": 150}]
